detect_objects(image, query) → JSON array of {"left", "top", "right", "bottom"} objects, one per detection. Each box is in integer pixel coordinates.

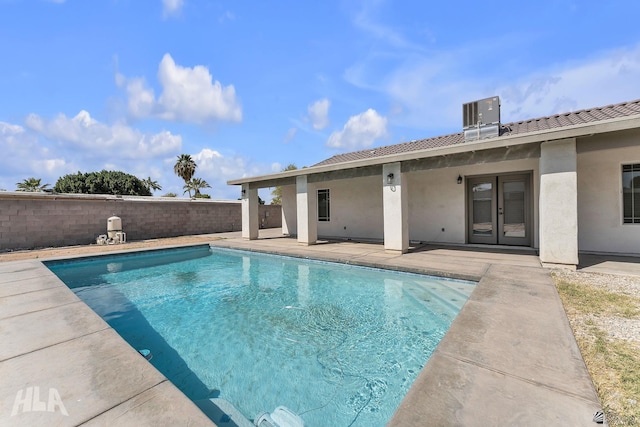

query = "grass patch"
[
  {"left": 555, "top": 275, "right": 640, "bottom": 426},
  {"left": 555, "top": 279, "right": 640, "bottom": 318}
]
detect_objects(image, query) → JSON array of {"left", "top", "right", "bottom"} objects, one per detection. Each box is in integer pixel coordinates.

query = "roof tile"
[{"left": 314, "top": 99, "right": 640, "bottom": 167}]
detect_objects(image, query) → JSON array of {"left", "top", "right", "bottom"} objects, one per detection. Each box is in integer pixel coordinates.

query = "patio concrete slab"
[
  {"left": 80, "top": 381, "right": 213, "bottom": 427},
  {"left": 0, "top": 287, "right": 80, "bottom": 320},
  {"left": 440, "top": 267, "right": 595, "bottom": 398},
  {"left": 391, "top": 352, "right": 598, "bottom": 426},
  {"left": 0, "top": 328, "right": 197, "bottom": 426},
  {"left": 0, "top": 273, "right": 64, "bottom": 298},
  {"left": 0, "top": 301, "right": 109, "bottom": 361},
  {"left": 579, "top": 253, "right": 640, "bottom": 276},
  {"left": 0, "top": 260, "right": 58, "bottom": 284},
  {"left": 0, "top": 256, "right": 216, "bottom": 427},
  {"left": 389, "top": 263, "right": 601, "bottom": 426}
]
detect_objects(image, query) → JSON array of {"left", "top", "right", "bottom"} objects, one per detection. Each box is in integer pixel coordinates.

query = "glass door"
[
  {"left": 468, "top": 178, "right": 497, "bottom": 244},
  {"left": 468, "top": 174, "right": 531, "bottom": 246},
  {"left": 498, "top": 174, "right": 531, "bottom": 246}
]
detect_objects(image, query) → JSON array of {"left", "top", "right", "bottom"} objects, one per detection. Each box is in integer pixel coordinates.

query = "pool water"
[{"left": 46, "top": 246, "right": 475, "bottom": 426}]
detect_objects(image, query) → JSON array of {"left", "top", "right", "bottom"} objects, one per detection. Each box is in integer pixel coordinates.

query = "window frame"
[
  {"left": 317, "top": 189, "right": 330, "bottom": 222},
  {"left": 622, "top": 163, "right": 640, "bottom": 224}
]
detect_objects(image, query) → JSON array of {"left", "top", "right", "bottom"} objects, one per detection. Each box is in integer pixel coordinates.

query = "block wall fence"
[{"left": 0, "top": 192, "right": 281, "bottom": 251}]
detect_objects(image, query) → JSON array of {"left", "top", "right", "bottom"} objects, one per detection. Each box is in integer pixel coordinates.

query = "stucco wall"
[
  {"left": 0, "top": 193, "right": 281, "bottom": 251},
  {"left": 278, "top": 158, "right": 539, "bottom": 246},
  {"left": 315, "top": 175, "right": 384, "bottom": 240},
  {"left": 407, "top": 158, "right": 539, "bottom": 246},
  {"left": 277, "top": 136, "right": 640, "bottom": 255},
  {"left": 577, "top": 129, "right": 640, "bottom": 255}
]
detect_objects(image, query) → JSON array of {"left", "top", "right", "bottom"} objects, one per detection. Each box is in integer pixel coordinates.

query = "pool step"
[{"left": 403, "top": 280, "right": 473, "bottom": 317}]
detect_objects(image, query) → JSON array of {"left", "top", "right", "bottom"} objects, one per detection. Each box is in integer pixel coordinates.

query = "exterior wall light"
[
  {"left": 387, "top": 173, "right": 394, "bottom": 184},
  {"left": 457, "top": 175, "right": 463, "bottom": 184},
  {"left": 241, "top": 188, "right": 246, "bottom": 196}
]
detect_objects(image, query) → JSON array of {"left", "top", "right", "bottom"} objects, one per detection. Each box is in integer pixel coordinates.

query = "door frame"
[{"left": 466, "top": 172, "right": 533, "bottom": 246}]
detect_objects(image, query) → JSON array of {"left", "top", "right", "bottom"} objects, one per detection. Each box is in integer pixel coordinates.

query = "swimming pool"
[{"left": 46, "top": 245, "right": 475, "bottom": 426}]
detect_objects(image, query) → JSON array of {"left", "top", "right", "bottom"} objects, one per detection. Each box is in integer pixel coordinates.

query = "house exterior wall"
[
  {"left": 0, "top": 193, "right": 281, "bottom": 251},
  {"left": 316, "top": 175, "right": 384, "bottom": 240},
  {"left": 276, "top": 128, "right": 640, "bottom": 256},
  {"left": 407, "top": 158, "right": 540, "bottom": 246},
  {"left": 279, "top": 158, "right": 540, "bottom": 246},
  {"left": 577, "top": 129, "right": 640, "bottom": 255}
]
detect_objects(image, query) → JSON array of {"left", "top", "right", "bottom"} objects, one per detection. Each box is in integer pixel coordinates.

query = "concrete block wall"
[{"left": 0, "top": 193, "right": 281, "bottom": 251}]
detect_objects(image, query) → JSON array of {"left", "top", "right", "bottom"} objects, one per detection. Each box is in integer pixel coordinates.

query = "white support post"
[
  {"left": 281, "top": 184, "right": 297, "bottom": 236},
  {"left": 296, "top": 175, "right": 317, "bottom": 245},
  {"left": 539, "top": 139, "right": 579, "bottom": 266},
  {"left": 383, "top": 162, "right": 409, "bottom": 253},
  {"left": 241, "top": 183, "right": 259, "bottom": 240}
]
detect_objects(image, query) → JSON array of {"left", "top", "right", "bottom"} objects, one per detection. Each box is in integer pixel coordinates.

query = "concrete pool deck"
[{"left": 1, "top": 228, "right": 630, "bottom": 426}]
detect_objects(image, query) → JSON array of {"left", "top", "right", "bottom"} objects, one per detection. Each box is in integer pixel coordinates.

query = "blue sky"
[{"left": 1, "top": 0, "right": 640, "bottom": 201}]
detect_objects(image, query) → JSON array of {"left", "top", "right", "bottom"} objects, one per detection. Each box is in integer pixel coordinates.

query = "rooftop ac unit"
[{"left": 463, "top": 96, "right": 500, "bottom": 142}]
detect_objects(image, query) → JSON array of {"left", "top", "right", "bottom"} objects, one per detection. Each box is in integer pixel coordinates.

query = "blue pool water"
[{"left": 46, "top": 245, "right": 475, "bottom": 426}]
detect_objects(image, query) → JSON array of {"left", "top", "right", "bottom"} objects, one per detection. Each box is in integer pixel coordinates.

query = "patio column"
[
  {"left": 281, "top": 184, "right": 297, "bottom": 236},
  {"left": 539, "top": 138, "right": 578, "bottom": 266},
  {"left": 296, "top": 175, "right": 317, "bottom": 245},
  {"left": 241, "top": 183, "right": 259, "bottom": 240},
  {"left": 383, "top": 162, "right": 409, "bottom": 253}
]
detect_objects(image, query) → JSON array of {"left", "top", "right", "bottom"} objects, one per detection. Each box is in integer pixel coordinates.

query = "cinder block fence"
[{"left": 0, "top": 192, "right": 281, "bottom": 251}]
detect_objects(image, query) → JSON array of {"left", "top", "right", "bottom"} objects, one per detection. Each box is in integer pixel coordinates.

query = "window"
[
  {"left": 623, "top": 164, "right": 640, "bottom": 224},
  {"left": 318, "top": 189, "right": 330, "bottom": 222}
]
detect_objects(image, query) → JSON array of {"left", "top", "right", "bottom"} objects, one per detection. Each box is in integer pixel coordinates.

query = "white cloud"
[
  {"left": 25, "top": 110, "right": 182, "bottom": 159},
  {"left": 352, "top": 2, "right": 423, "bottom": 51},
  {"left": 125, "top": 77, "right": 156, "bottom": 119},
  {"left": 120, "top": 54, "right": 242, "bottom": 125},
  {"left": 346, "top": 32, "right": 640, "bottom": 131},
  {"left": 162, "top": 0, "right": 184, "bottom": 18},
  {"left": 157, "top": 54, "right": 242, "bottom": 123},
  {"left": 497, "top": 45, "right": 640, "bottom": 122},
  {"left": 0, "top": 114, "right": 270, "bottom": 200},
  {"left": 0, "top": 120, "right": 72, "bottom": 190},
  {"left": 271, "top": 162, "right": 282, "bottom": 172},
  {"left": 34, "top": 158, "right": 68, "bottom": 175},
  {"left": 0, "top": 121, "right": 25, "bottom": 137},
  {"left": 307, "top": 98, "right": 330, "bottom": 130},
  {"left": 283, "top": 127, "right": 298, "bottom": 143},
  {"left": 326, "top": 109, "right": 388, "bottom": 150}
]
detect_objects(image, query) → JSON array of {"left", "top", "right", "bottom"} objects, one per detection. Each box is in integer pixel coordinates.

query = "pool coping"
[{"left": 0, "top": 236, "right": 602, "bottom": 426}]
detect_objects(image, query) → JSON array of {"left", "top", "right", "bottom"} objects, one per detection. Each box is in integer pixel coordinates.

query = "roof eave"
[{"left": 227, "top": 114, "right": 640, "bottom": 186}]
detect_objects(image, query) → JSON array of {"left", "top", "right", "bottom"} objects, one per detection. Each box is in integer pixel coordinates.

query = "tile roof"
[{"left": 313, "top": 98, "right": 640, "bottom": 167}]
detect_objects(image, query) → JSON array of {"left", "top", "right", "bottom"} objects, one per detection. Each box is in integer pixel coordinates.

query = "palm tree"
[
  {"left": 16, "top": 177, "right": 50, "bottom": 192},
  {"left": 183, "top": 178, "right": 211, "bottom": 198},
  {"left": 174, "top": 154, "right": 197, "bottom": 197},
  {"left": 142, "top": 177, "right": 162, "bottom": 193}
]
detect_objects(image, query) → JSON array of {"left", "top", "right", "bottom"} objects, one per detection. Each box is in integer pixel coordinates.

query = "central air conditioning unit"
[{"left": 463, "top": 96, "right": 500, "bottom": 142}]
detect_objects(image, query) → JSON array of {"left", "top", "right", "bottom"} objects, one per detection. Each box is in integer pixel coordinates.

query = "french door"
[{"left": 467, "top": 173, "right": 531, "bottom": 246}]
